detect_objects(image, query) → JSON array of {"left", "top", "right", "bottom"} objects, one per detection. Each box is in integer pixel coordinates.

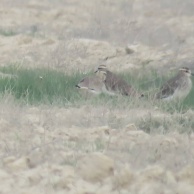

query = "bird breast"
[{"left": 174, "top": 76, "right": 192, "bottom": 99}]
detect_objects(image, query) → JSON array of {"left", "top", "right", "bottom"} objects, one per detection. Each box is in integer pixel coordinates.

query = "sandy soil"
[{"left": 1, "top": 0, "right": 194, "bottom": 193}]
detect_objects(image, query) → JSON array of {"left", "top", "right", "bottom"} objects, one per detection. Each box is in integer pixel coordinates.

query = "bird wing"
[
  {"left": 156, "top": 76, "right": 180, "bottom": 99},
  {"left": 105, "top": 71, "right": 135, "bottom": 96}
]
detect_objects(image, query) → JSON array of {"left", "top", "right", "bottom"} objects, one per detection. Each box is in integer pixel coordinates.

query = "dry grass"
[
  {"left": 0, "top": 67, "right": 193, "bottom": 193},
  {"left": 1, "top": 0, "right": 194, "bottom": 193},
  {"left": 0, "top": 98, "right": 194, "bottom": 193}
]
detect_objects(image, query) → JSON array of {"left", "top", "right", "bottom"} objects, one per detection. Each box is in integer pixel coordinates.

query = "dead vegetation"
[{"left": 0, "top": 0, "right": 194, "bottom": 193}]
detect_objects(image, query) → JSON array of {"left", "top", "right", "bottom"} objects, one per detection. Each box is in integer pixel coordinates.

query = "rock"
[
  {"left": 50, "top": 165, "right": 75, "bottom": 190},
  {"left": 165, "top": 171, "right": 177, "bottom": 185},
  {"left": 126, "top": 130, "right": 150, "bottom": 140},
  {"left": 112, "top": 165, "right": 136, "bottom": 190},
  {"left": 91, "top": 126, "right": 110, "bottom": 136},
  {"left": 125, "top": 123, "right": 138, "bottom": 131},
  {"left": 4, "top": 156, "right": 30, "bottom": 172},
  {"left": 177, "top": 165, "right": 194, "bottom": 184},
  {"left": 26, "top": 168, "right": 43, "bottom": 185},
  {"left": 3, "top": 156, "right": 16, "bottom": 165},
  {"left": 34, "top": 126, "right": 45, "bottom": 134},
  {"left": 76, "top": 153, "right": 114, "bottom": 183},
  {"left": 27, "top": 149, "right": 43, "bottom": 168},
  {"left": 125, "top": 45, "right": 136, "bottom": 54},
  {"left": 138, "top": 165, "right": 165, "bottom": 182}
]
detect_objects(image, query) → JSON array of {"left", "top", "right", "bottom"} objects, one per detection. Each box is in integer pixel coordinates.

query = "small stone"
[
  {"left": 34, "top": 126, "right": 45, "bottom": 134},
  {"left": 125, "top": 123, "right": 138, "bottom": 131},
  {"left": 4, "top": 156, "right": 30, "bottom": 172},
  {"left": 76, "top": 152, "right": 114, "bottom": 183},
  {"left": 177, "top": 165, "right": 194, "bottom": 184},
  {"left": 112, "top": 165, "right": 135, "bottom": 190}
]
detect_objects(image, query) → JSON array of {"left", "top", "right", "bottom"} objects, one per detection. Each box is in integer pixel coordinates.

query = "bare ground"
[{"left": 1, "top": 0, "right": 194, "bottom": 193}]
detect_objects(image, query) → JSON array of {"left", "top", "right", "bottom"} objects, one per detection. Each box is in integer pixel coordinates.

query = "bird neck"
[{"left": 178, "top": 71, "right": 187, "bottom": 77}]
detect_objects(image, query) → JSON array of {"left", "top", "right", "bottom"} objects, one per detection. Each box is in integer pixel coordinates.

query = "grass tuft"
[
  {"left": 0, "top": 66, "right": 193, "bottom": 111},
  {"left": 0, "top": 28, "right": 18, "bottom": 36},
  {"left": 0, "top": 66, "right": 84, "bottom": 105}
]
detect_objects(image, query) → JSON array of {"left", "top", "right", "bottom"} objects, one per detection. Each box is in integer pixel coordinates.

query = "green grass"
[
  {"left": 0, "top": 66, "right": 193, "bottom": 111},
  {"left": 0, "top": 65, "right": 193, "bottom": 134},
  {"left": 0, "top": 66, "right": 84, "bottom": 105},
  {"left": 0, "top": 28, "right": 18, "bottom": 36},
  {"left": 120, "top": 69, "right": 194, "bottom": 110}
]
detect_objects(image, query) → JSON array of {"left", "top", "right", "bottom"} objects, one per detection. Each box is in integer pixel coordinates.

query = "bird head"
[
  {"left": 179, "top": 67, "right": 194, "bottom": 77},
  {"left": 94, "top": 64, "right": 107, "bottom": 72},
  {"left": 95, "top": 65, "right": 107, "bottom": 81}
]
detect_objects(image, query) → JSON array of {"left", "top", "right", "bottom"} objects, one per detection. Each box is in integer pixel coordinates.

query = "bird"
[
  {"left": 75, "top": 70, "right": 107, "bottom": 95},
  {"left": 156, "top": 67, "right": 194, "bottom": 101},
  {"left": 95, "top": 64, "right": 142, "bottom": 97}
]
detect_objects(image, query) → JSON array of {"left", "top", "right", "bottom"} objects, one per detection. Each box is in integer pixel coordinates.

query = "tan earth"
[{"left": 0, "top": 0, "right": 194, "bottom": 193}]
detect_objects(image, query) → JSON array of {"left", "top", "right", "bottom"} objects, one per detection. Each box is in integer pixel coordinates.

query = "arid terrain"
[{"left": 1, "top": 0, "right": 194, "bottom": 193}]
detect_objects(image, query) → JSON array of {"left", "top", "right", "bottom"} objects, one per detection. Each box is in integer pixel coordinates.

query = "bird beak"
[
  {"left": 140, "top": 94, "right": 144, "bottom": 98},
  {"left": 94, "top": 70, "right": 98, "bottom": 73}
]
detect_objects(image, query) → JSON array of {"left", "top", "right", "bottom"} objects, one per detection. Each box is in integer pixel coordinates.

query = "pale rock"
[
  {"left": 34, "top": 126, "right": 45, "bottom": 134},
  {"left": 76, "top": 152, "right": 114, "bottom": 183},
  {"left": 3, "top": 156, "right": 16, "bottom": 164},
  {"left": 165, "top": 171, "right": 177, "bottom": 185},
  {"left": 160, "top": 137, "right": 178, "bottom": 151},
  {"left": 138, "top": 165, "right": 165, "bottom": 183},
  {"left": 26, "top": 168, "right": 43, "bottom": 185},
  {"left": 50, "top": 165, "right": 75, "bottom": 189},
  {"left": 176, "top": 165, "right": 194, "bottom": 184},
  {"left": 27, "top": 149, "right": 43, "bottom": 168},
  {"left": 125, "top": 123, "right": 138, "bottom": 131},
  {"left": 125, "top": 45, "right": 137, "bottom": 54},
  {"left": 127, "top": 130, "right": 150, "bottom": 140},
  {"left": 112, "top": 165, "right": 136, "bottom": 190},
  {"left": 42, "top": 39, "right": 56, "bottom": 45},
  {"left": 92, "top": 126, "right": 110, "bottom": 136},
  {"left": 4, "top": 156, "right": 30, "bottom": 172}
]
